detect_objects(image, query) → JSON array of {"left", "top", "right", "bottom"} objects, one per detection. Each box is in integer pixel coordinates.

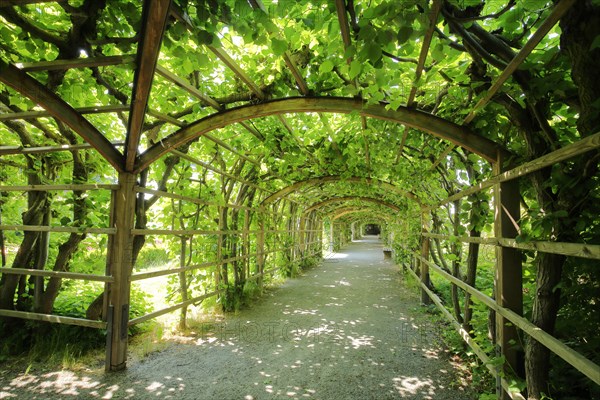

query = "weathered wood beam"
[
  {"left": 171, "top": 149, "right": 268, "bottom": 194},
  {"left": 0, "top": 61, "right": 124, "bottom": 171},
  {"left": 0, "top": 0, "right": 65, "bottom": 6},
  {"left": 203, "top": 133, "right": 261, "bottom": 167},
  {"left": 262, "top": 175, "right": 418, "bottom": 205},
  {"left": 494, "top": 152, "right": 523, "bottom": 399},
  {"left": 331, "top": 208, "right": 393, "bottom": 222},
  {"left": 395, "top": 125, "right": 409, "bottom": 164},
  {"left": 208, "top": 46, "right": 265, "bottom": 99},
  {"left": 416, "top": 253, "right": 600, "bottom": 387},
  {"left": 430, "top": 143, "right": 454, "bottom": 169},
  {"left": 0, "top": 104, "right": 130, "bottom": 120},
  {"left": 247, "top": 0, "right": 309, "bottom": 95},
  {"left": 404, "top": 264, "right": 527, "bottom": 400},
  {"left": 430, "top": 130, "right": 600, "bottom": 209},
  {"left": 147, "top": 109, "right": 185, "bottom": 127},
  {"left": 0, "top": 184, "right": 118, "bottom": 191},
  {"left": 462, "top": 0, "right": 577, "bottom": 125},
  {"left": 154, "top": 65, "right": 265, "bottom": 141},
  {"left": 283, "top": 53, "right": 310, "bottom": 95},
  {"left": 155, "top": 65, "right": 221, "bottom": 109},
  {"left": 16, "top": 55, "right": 135, "bottom": 72},
  {"left": 334, "top": 0, "right": 371, "bottom": 147},
  {"left": 0, "top": 267, "right": 113, "bottom": 282},
  {"left": 0, "top": 224, "right": 115, "bottom": 234},
  {"left": 361, "top": 117, "right": 370, "bottom": 172},
  {"left": 0, "top": 309, "right": 105, "bottom": 329},
  {"left": 0, "top": 142, "right": 124, "bottom": 155},
  {"left": 303, "top": 196, "right": 401, "bottom": 215},
  {"left": 335, "top": 0, "right": 352, "bottom": 56},
  {"left": 407, "top": 0, "right": 442, "bottom": 108},
  {"left": 169, "top": 3, "right": 268, "bottom": 143},
  {"left": 106, "top": 172, "right": 136, "bottom": 371},
  {"left": 137, "top": 97, "right": 504, "bottom": 171},
  {"left": 423, "top": 232, "right": 600, "bottom": 261},
  {"left": 124, "top": 0, "right": 171, "bottom": 171}
]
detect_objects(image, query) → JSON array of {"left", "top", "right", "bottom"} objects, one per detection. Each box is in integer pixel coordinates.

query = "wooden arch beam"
[
  {"left": 331, "top": 208, "right": 393, "bottom": 222},
  {"left": 0, "top": 61, "right": 124, "bottom": 171},
  {"left": 261, "top": 175, "right": 418, "bottom": 206},
  {"left": 136, "top": 97, "right": 505, "bottom": 172},
  {"left": 303, "top": 196, "right": 401, "bottom": 215},
  {"left": 124, "top": 0, "right": 172, "bottom": 171},
  {"left": 339, "top": 214, "right": 390, "bottom": 225}
]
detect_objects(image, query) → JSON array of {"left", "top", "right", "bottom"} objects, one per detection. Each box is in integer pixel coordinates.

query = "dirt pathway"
[{"left": 1, "top": 236, "right": 474, "bottom": 399}]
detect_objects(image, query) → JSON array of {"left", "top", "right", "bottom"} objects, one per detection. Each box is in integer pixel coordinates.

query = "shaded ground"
[{"left": 0, "top": 236, "right": 475, "bottom": 399}]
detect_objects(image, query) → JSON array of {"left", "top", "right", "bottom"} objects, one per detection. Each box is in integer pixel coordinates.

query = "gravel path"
[{"left": 1, "top": 236, "right": 475, "bottom": 399}]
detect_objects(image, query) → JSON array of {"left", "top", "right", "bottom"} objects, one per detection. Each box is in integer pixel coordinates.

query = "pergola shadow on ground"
[
  {"left": 0, "top": 237, "right": 475, "bottom": 400},
  {"left": 0, "top": 2, "right": 599, "bottom": 400}
]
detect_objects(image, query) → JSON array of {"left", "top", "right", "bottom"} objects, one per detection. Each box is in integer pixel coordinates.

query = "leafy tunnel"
[{"left": 0, "top": 1, "right": 599, "bottom": 399}]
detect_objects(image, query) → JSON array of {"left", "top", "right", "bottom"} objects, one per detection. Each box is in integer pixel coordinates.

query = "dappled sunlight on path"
[{"left": 0, "top": 235, "right": 473, "bottom": 399}]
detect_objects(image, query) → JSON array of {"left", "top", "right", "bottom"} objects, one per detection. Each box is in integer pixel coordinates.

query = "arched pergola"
[
  {"left": 261, "top": 176, "right": 418, "bottom": 206},
  {"left": 0, "top": 2, "right": 598, "bottom": 398}
]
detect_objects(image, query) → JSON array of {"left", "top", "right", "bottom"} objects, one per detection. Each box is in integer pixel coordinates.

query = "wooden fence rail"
[
  {"left": 0, "top": 267, "right": 113, "bottom": 282},
  {"left": 404, "top": 264, "right": 526, "bottom": 400},
  {"left": 415, "top": 253, "right": 600, "bottom": 386},
  {"left": 429, "top": 130, "right": 600, "bottom": 209},
  {"left": 0, "top": 225, "right": 116, "bottom": 234},
  {"left": 0, "top": 309, "right": 107, "bottom": 329},
  {"left": 421, "top": 232, "right": 600, "bottom": 260}
]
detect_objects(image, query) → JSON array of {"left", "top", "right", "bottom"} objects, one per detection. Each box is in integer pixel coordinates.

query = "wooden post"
[
  {"left": 298, "top": 214, "right": 306, "bottom": 257},
  {"left": 106, "top": 172, "right": 136, "bottom": 371},
  {"left": 329, "top": 220, "right": 335, "bottom": 252},
  {"left": 256, "top": 207, "right": 265, "bottom": 288},
  {"left": 493, "top": 151, "right": 523, "bottom": 399},
  {"left": 420, "top": 209, "right": 431, "bottom": 305},
  {"left": 243, "top": 209, "right": 250, "bottom": 280}
]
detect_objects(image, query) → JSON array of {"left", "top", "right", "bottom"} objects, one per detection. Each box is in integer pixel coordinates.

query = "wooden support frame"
[
  {"left": 0, "top": 61, "right": 124, "bottom": 171},
  {"left": 302, "top": 196, "right": 401, "bottom": 215},
  {"left": 0, "top": 105, "right": 130, "bottom": 121},
  {"left": 171, "top": 150, "right": 268, "bottom": 194},
  {"left": 0, "top": 225, "right": 115, "bottom": 234},
  {"left": 406, "top": 0, "right": 442, "bottom": 108},
  {"left": 135, "top": 187, "right": 267, "bottom": 213},
  {"left": 434, "top": 0, "right": 577, "bottom": 166},
  {"left": 420, "top": 209, "right": 431, "bottom": 305},
  {"left": 124, "top": 0, "right": 172, "bottom": 171},
  {"left": 494, "top": 152, "right": 523, "bottom": 399},
  {"left": 16, "top": 55, "right": 136, "bottom": 72},
  {"left": 0, "top": 267, "right": 113, "bottom": 282},
  {"left": 261, "top": 175, "right": 418, "bottom": 205},
  {"left": 0, "top": 184, "right": 118, "bottom": 191},
  {"left": 0, "top": 0, "right": 66, "bottom": 6},
  {"left": 404, "top": 265, "right": 526, "bottom": 400},
  {"left": 429, "top": 131, "right": 600, "bottom": 210},
  {"left": 462, "top": 0, "right": 577, "bottom": 125},
  {"left": 105, "top": 173, "right": 136, "bottom": 371},
  {"left": 155, "top": 65, "right": 222, "bottom": 110},
  {"left": 137, "top": 97, "right": 504, "bottom": 171},
  {"left": 415, "top": 253, "right": 600, "bottom": 387},
  {"left": 421, "top": 232, "right": 600, "bottom": 260},
  {"left": 257, "top": 207, "right": 266, "bottom": 288},
  {"left": 0, "top": 309, "right": 106, "bottom": 329},
  {"left": 413, "top": 131, "right": 600, "bottom": 392}
]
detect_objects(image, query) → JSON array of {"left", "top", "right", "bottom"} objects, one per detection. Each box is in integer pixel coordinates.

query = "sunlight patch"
[{"left": 392, "top": 376, "right": 436, "bottom": 398}]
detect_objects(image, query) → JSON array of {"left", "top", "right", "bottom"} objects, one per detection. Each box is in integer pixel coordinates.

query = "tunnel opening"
[{"left": 364, "top": 224, "right": 381, "bottom": 235}]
